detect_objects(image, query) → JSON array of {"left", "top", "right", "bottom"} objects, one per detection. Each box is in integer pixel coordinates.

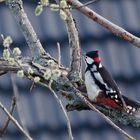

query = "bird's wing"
[
  {"left": 97, "top": 66, "right": 126, "bottom": 107},
  {"left": 98, "top": 66, "right": 120, "bottom": 92}
]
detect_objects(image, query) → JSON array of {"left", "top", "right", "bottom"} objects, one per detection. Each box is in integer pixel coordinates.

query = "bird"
[{"left": 84, "top": 50, "right": 140, "bottom": 115}]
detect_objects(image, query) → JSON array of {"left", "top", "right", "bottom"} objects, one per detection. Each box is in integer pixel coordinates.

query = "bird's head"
[{"left": 84, "top": 50, "right": 101, "bottom": 65}]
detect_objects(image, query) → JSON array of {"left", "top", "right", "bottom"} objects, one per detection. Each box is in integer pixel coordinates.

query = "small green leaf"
[
  {"left": 8, "top": 58, "right": 16, "bottom": 65},
  {"left": 13, "top": 47, "right": 21, "bottom": 56},
  {"left": 17, "top": 70, "right": 24, "bottom": 78},
  {"left": 35, "top": 5, "right": 43, "bottom": 16},
  {"left": 60, "top": 0, "right": 67, "bottom": 8},
  {"left": 3, "top": 36, "right": 13, "bottom": 48},
  {"left": 3, "top": 49, "right": 10, "bottom": 60},
  {"left": 41, "top": 0, "right": 49, "bottom": 6},
  {"left": 60, "top": 10, "right": 67, "bottom": 20},
  {"left": 43, "top": 68, "right": 51, "bottom": 80},
  {"left": 52, "top": 69, "right": 61, "bottom": 80},
  {"left": 47, "top": 60, "right": 55, "bottom": 67},
  {"left": 34, "top": 76, "right": 40, "bottom": 83},
  {"left": 50, "top": 4, "right": 59, "bottom": 11},
  {"left": 28, "top": 67, "right": 34, "bottom": 74}
]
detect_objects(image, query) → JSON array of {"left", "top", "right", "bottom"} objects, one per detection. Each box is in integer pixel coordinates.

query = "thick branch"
[
  {"left": 0, "top": 58, "right": 140, "bottom": 128},
  {"left": 64, "top": 9, "right": 82, "bottom": 80},
  {"left": 5, "top": 0, "right": 48, "bottom": 61},
  {"left": 67, "top": 0, "right": 140, "bottom": 48},
  {"left": 69, "top": 91, "right": 135, "bottom": 140},
  {"left": 0, "top": 59, "right": 138, "bottom": 140}
]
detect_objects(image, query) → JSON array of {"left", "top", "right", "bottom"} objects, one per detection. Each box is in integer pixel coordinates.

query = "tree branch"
[
  {"left": 11, "top": 75, "right": 30, "bottom": 135},
  {"left": 0, "top": 100, "right": 33, "bottom": 140},
  {"left": 0, "top": 58, "right": 140, "bottom": 127},
  {"left": 2, "top": 0, "right": 140, "bottom": 139},
  {"left": 49, "top": 85, "right": 73, "bottom": 140},
  {"left": 35, "top": 76, "right": 136, "bottom": 140},
  {"left": 5, "top": 0, "right": 48, "bottom": 61},
  {"left": 0, "top": 59, "right": 20, "bottom": 72},
  {"left": 67, "top": 0, "right": 140, "bottom": 48},
  {"left": 0, "top": 56, "right": 139, "bottom": 139},
  {"left": 66, "top": 90, "right": 136, "bottom": 140},
  {"left": 0, "top": 97, "right": 16, "bottom": 137},
  {"left": 60, "top": 5, "right": 136, "bottom": 139},
  {"left": 64, "top": 9, "right": 82, "bottom": 80}
]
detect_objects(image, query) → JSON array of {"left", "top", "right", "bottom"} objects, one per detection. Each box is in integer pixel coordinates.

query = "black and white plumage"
[{"left": 84, "top": 50, "right": 140, "bottom": 114}]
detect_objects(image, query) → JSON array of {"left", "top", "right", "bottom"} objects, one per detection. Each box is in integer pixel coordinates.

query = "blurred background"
[{"left": 0, "top": 0, "right": 140, "bottom": 140}]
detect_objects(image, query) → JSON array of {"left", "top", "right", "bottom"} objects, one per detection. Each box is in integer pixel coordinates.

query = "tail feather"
[{"left": 122, "top": 95, "right": 140, "bottom": 108}]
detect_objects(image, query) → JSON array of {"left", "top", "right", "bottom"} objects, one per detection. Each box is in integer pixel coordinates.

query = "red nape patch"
[
  {"left": 94, "top": 57, "right": 101, "bottom": 63},
  {"left": 96, "top": 97, "right": 119, "bottom": 107}
]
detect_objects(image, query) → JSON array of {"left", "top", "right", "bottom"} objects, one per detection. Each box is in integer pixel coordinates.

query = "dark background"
[{"left": 0, "top": 0, "right": 140, "bottom": 140}]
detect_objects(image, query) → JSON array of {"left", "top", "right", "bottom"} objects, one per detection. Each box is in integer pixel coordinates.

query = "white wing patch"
[
  {"left": 126, "top": 105, "right": 137, "bottom": 115},
  {"left": 115, "top": 95, "right": 118, "bottom": 98},
  {"left": 94, "top": 71, "right": 111, "bottom": 91},
  {"left": 93, "top": 70, "right": 116, "bottom": 95},
  {"left": 94, "top": 72, "right": 104, "bottom": 84},
  {"left": 85, "top": 71, "right": 101, "bottom": 100}
]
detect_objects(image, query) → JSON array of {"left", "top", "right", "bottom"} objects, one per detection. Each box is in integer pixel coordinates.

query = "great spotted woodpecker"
[{"left": 84, "top": 50, "right": 140, "bottom": 115}]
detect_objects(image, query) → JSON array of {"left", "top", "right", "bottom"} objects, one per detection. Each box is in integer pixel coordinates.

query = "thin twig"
[
  {"left": 10, "top": 75, "right": 30, "bottom": 134},
  {"left": 39, "top": 81, "right": 74, "bottom": 140},
  {"left": 50, "top": 88, "right": 74, "bottom": 140},
  {"left": 49, "top": 0, "right": 98, "bottom": 10},
  {"left": 64, "top": 9, "right": 82, "bottom": 80},
  {"left": 77, "top": 0, "right": 99, "bottom": 8},
  {"left": 67, "top": 0, "right": 140, "bottom": 48},
  {"left": 1, "top": 34, "right": 4, "bottom": 40},
  {"left": 30, "top": 82, "right": 36, "bottom": 92},
  {"left": 0, "top": 101, "right": 33, "bottom": 140},
  {"left": 57, "top": 42, "right": 61, "bottom": 67},
  {"left": 0, "top": 97, "right": 16, "bottom": 137}
]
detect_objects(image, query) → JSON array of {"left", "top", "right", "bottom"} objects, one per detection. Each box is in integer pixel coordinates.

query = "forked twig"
[
  {"left": 0, "top": 101, "right": 33, "bottom": 140},
  {"left": 11, "top": 75, "right": 30, "bottom": 134},
  {"left": 0, "top": 97, "right": 16, "bottom": 137},
  {"left": 50, "top": 87, "right": 74, "bottom": 140},
  {"left": 40, "top": 81, "right": 74, "bottom": 140}
]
